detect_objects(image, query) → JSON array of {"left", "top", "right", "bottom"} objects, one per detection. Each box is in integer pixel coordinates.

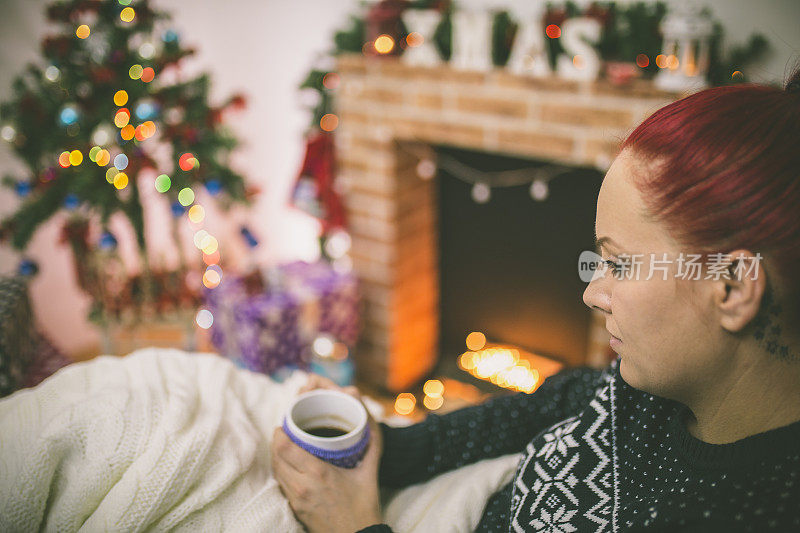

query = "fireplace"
[
  {"left": 334, "top": 54, "right": 681, "bottom": 392},
  {"left": 435, "top": 145, "right": 602, "bottom": 370}
]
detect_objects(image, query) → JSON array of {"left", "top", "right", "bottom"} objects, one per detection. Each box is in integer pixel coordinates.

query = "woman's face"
[{"left": 582, "top": 149, "right": 736, "bottom": 400}]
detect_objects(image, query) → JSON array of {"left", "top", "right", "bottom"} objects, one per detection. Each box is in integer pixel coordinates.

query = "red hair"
[{"left": 620, "top": 69, "right": 800, "bottom": 302}]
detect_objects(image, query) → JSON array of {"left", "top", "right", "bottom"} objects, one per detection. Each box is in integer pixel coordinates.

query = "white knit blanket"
[{"left": 0, "top": 348, "right": 521, "bottom": 532}]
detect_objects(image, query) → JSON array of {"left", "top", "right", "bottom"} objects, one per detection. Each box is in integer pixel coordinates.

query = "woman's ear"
[{"left": 715, "top": 249, "right": 767, "bottom": 333}]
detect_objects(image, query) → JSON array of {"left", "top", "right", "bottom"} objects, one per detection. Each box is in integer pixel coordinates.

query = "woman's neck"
[{"left": 683, "top": 349, "right": 800, "bottom": 444}]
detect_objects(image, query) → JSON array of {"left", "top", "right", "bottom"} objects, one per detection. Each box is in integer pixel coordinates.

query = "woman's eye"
[{"left": 603, "top": 259, "right": 621, "bottom": 274}]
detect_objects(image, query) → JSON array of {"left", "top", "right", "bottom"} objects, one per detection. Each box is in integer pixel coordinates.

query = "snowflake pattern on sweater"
[{"left": 509, "top": 364, "right": 616, "bottom": 532}]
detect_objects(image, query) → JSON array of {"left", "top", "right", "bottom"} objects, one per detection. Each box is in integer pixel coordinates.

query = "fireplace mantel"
[{"left": 334, "top": 54, "right": 682, "bottom": 392}]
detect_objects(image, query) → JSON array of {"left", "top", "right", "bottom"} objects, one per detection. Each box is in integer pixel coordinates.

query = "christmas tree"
[{"left": 0, "top": 0, "right": 253, "bottom": 323}]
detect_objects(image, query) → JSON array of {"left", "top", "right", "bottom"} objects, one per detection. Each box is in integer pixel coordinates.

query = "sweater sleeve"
[{"left": 378, "top": 365, "right": 604, "bottom": 488}]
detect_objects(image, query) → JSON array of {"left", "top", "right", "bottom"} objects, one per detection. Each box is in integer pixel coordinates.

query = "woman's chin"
[{"left": 619, "top": 357, "right": 642, "bottom": 389}]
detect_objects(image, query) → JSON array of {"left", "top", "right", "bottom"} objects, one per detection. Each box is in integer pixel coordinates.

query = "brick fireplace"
[{"left": 333, "top": 54, "right": 682, "bottom": 392}]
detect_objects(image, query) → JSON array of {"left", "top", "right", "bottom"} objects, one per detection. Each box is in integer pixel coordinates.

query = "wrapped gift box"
[{"left": 205, "top": 261, "right": 361, "bottom": 375}]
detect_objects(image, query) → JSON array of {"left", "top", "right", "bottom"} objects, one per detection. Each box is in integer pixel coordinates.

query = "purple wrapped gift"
[{"left": 204, "top": 261, "right": 361, "bottom": 376}]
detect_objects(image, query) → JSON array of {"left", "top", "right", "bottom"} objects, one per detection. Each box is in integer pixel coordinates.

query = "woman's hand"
[{"left": 271, "top": 374, "right": 384, "bottom": 533}]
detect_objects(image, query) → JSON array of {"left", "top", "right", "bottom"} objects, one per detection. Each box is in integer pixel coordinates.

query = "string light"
[
  {"left": 141, "top": 67, "right": 155, "bottom": 83},
  {"left": 113, "top": 153, "right": 129, "bottom": 170},
  {"left": 406, "top": 32, "right": 424, "bottom": 48},
  {"left": 401, "top": 144, "right": 572, "bottom": 205},
  {"left": 138, "top": 42, "right": 156, "bottom": 59},
  {"left": 312, "top": 334, "right": 335, "bottom": 358},
  {"left": 465, "top": 331, "right": 486, "bottom": 351},
  {"left": 120, "top": 7, "right": 135, "bottom": 22},
  {"left": 193, "top": 230, "right": 209, "bottom": 249},
  {"left": 178, "top": 187, "right": 195, "bottom": 206},
  {"left": 636, "top": 54, "right": 649, "bottom": 68},
  {"left": 113, "top": 172, "right": 129, "bottom": 189},
  {"left": 394, "top": 393, "right": 416, "bottom": 416},
  {"left": 201, "top": 235, "right": 218, "bottom": 255},
  {"left": 666, "top": 54, "right": 679, "bottom": 70},
  {"left": 69, "top": 150, "right": 83, "bottom": 166},
  {"left": 320, "top": 113, "right": 338, "bottom": 132},
  {"left": 195, "top": 309, "right": 214, "bottom": 329},
  {"left": 76, "top": 25, "right": 90, "bottom": 39},
  {"left": 374, "top": 34, "right": 395, "bottom": 54},
  {"left": 545, "top": 24, "right": 561, "bottom": 39},
  {"left": 106, "top": 167, "right": 118, "bottom": 183},
  {"left": 154, "top": 174, "right": 171, "bottom": 193},
  {"left": 423, "top": 379, "right": 444, "bottom": 398},
  {"left": 129, "top": 64, "right": 144, "bottom": 80},
  {"left": 114, "top": 90, "right": 128, "bottom": 106},
  {"left": 322, "top": 72, "right": 340, "bottom": 90},
  {"left": 96, "top": 149, "right": 110, "bottom": 166},
  {"left": 529, "top": 179, "right": 549, "bottom": 201},
  {"left": 203, "top": 265, "right": 222, "bottom": 289},
  {"left": 471, "top": 182, "right": 490, "bottom": 203},
  {"left": 120, "top": 124, "right": 135, "bottom": 140},
  {"left": 179, "top": 152, "right": 197, "bottom": 171},
  {"left": 416, "top": 158, "right": 436, "bottom": 179},
  {"left": 423, "top": 395, "right": 443, "bottom": 410},
  {"left": 1, "top": 125, "right": 16, "bottom": 142},
  {"left": 114, "top": 108, "right": 130, "bottom": 128},
  {"left": 323, "top": 229, "right": 351, "bottom": 259},
  {"left": 44, "top": 66, "right": 60, "bottom": 82},
  {"left": 188, "top": 204, "right": 205, "bottom": 223}
]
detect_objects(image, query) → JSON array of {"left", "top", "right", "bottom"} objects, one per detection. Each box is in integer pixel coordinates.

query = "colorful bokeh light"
[
  {"left": 545, "top": 24, "right": 561, "bottom": 39},
  {"left": 120, "top": 7, "right": 135, "bottom": 22},
  {"left": 188, "top": 204, "right": 205, "bottom": 223},
  {"left": 179, "top": 152, "right": 197, "bottom": 171},
  {"left": 154, "top": 174, "right": 171, "bottom": 193},
  {"left": 76, "top": 25, "right": 90, "bottom": 39},
  {"left": 113, "top": 172, "right": 129, "bottom": 189},
  {"left": 114, "top": 90, "right": 128, "bottom": 106},
  {"left": 178, "top": 187, "right": 195, "bottom": 206},
  {"left": 129, "top": 64, "right": 144, "bottom": 80},
  {"left": 320, "top": 113, "right": 338, "bottom": 132},
  {"left": 140, "top": 67, "right": 155, "bottom": 83},
  {"left": 374, "top": 34, "right": 394, "bottom": 54},
  {"left": 69, "top": 150, "right": 83, "bottom": 166}
]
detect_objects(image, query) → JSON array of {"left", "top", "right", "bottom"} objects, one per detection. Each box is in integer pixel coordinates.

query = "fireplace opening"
[{"left": 431, "top": 145, "right": 604, "bottom": 390}]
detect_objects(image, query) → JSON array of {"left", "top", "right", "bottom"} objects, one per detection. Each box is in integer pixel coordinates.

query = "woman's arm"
[{"left": 378, "top": 365, "right": 605, "bottom": 488}]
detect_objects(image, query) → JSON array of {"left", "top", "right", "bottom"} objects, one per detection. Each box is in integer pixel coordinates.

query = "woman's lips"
[{"left": 608, "top": 332, "right": 622, "bottom": 350}]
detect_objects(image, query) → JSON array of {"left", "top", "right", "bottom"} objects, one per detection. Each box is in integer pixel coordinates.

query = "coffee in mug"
[{"left": 282, "top": 388, "right": 370, "bottom": 468}]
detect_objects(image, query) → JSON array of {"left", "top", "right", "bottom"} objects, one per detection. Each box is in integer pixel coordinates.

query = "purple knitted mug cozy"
[{"left": 281, "top": 417, "right": 371, "bottom": 469}]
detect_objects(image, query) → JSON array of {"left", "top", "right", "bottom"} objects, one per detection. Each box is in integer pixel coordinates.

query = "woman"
[{"left": 271, "top": 70, "right": 800, "bottom": 532}]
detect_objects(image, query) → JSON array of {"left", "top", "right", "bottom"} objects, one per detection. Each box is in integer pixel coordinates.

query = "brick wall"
[{"left": 334, "top": 54, "right": 682, "bottom": 392}]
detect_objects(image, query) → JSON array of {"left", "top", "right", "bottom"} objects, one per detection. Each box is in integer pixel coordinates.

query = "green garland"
[{"left": 299, "top": 1, "right": 771, "bottom": 130}]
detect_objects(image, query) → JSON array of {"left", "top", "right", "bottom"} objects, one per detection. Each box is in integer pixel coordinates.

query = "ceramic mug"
[{"left": 282, "top": 388, "right": 370, "bottom": 468}]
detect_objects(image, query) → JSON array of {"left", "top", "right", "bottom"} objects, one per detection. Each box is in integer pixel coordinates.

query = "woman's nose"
[{"left": 583, "top": 275, "right": 611, "bottom": 314}]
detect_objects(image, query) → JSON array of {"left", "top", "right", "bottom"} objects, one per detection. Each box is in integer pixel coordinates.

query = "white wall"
[{"left": 1, "top": 0, "right": 798, "bottom": 356}]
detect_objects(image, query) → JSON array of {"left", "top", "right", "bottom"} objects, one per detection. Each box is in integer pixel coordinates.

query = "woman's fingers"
[
  {"left": 298, "top": 373, "right": 339, "bottom": 394},
  {"left": 272, "top": 426, "right": 327, "bottom": 475},
  {"left": 272, "top": 454, "right": 302, "bottom": 500},
  {"left": 298, "top": 374, "right": 364, "bottom": 403}
]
